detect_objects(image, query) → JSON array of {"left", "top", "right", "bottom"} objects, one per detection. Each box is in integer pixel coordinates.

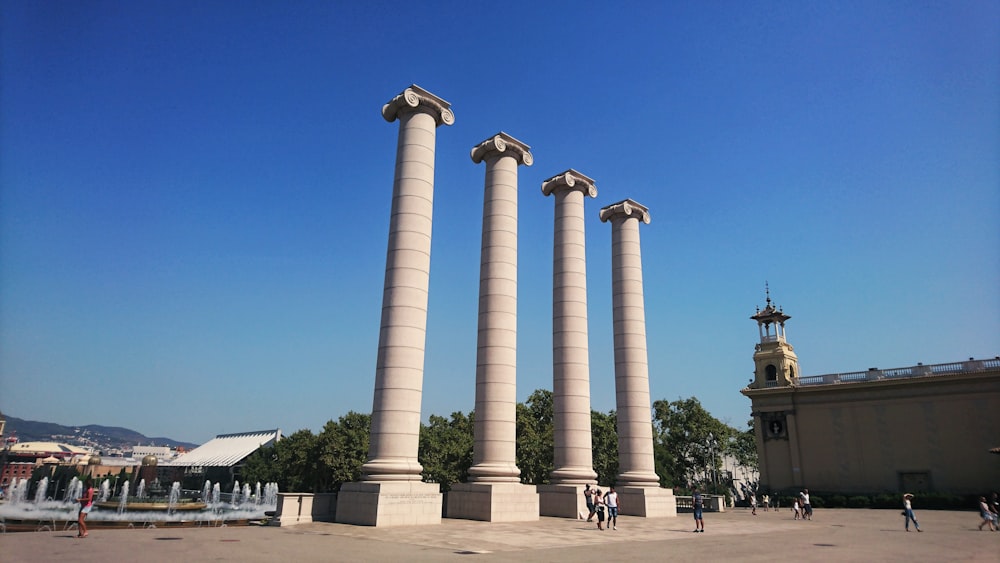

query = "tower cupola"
[
  {"left": 751, "top": 284, "right": 791, "bottom": 344},
  {"left": 748, "top": 284, "right": 800, "bottom": 389}
]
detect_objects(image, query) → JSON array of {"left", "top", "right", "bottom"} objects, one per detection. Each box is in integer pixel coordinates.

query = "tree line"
[{"left": 240, "top": 390, "right": 756, "bottom": 495}]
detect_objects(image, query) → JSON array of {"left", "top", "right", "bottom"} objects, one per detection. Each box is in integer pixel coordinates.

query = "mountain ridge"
[{"left": 2, "top": 414, "right": 199, "bottom": 451}]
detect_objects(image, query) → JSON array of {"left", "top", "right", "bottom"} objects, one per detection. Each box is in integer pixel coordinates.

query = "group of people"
[
  {"left": 791, "top": 489, "right": 813, "bottom": 520},
  {"left": 748, "top": 493, "right": 773, "bottom": 515},
  {"left": 582, "top": 484, "right": 620, "bottom": 531},
  {"left": 979, "top": 493, "right": 999, "bottom": 531}
]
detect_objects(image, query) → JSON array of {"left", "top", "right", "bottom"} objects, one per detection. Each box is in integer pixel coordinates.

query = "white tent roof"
[{"left": 167, "top": 429, "right": 281, "bottom": 468}]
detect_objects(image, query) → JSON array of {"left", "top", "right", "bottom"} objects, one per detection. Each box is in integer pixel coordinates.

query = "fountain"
[
  {"left": 0, "top": 476, "right": 279, "bottom": 533},
  {"left": 33, "top": 477, "right": 50, "bottom": 504},
  {"left": 98, "top": 480, "right": 111, "bottom": 502},
  {"left": 93, "top": 478, "right": 205, "bottom": 512}
]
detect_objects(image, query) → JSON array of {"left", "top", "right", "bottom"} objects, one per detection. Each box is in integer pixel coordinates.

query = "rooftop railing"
[{"left": 796, "top": 358, "right": 999, "bottom": 387}]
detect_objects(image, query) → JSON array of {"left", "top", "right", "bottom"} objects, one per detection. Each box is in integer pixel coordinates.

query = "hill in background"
[{"left": 2, "top": 414, "right": 199, "bottom": 453}]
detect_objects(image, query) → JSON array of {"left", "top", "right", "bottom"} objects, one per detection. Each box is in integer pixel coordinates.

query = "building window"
[{"left": 766, "top": 364, "right": 777, "bottom": 381}]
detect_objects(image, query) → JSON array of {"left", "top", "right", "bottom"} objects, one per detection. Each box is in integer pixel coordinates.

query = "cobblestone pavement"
[{"left": 1, "top": 508, "right": 996, "bottom": 562}]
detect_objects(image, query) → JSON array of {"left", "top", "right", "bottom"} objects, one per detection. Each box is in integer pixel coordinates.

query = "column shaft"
[
  {"left": 363, "top": 87, "right": 453, "bottom": 482},
  {"left": 543, "top": 170, "right": 598, "bottom": 484},
  {"left": 470, "top": 156, "right": 520, "bottom": 481},
  {"left": 601, "top": 200, "right": 660, "bottom": 488},
  {"left": 468, "top": 133, "right": 532, "bottom": 483}
]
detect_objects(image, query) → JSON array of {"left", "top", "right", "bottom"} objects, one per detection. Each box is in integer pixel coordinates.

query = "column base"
[
  {"left": 618, "top": 486, "right": 677, "bottom": 518},
  {"left": 335, "top": 481, "right": 442, "bottom": 527},
  {"left": 445, "top": 483, "right": 539, "bottom": 522},
  {"left": 537, "top": 484, "right": 590, "bottom": 518}
]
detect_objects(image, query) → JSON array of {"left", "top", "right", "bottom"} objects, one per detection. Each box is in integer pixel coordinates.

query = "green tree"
[
  {"left": 652, "top": 397, "right": 731, "bottom": 490},
  {"left": 241, "top": 429, "right": 319, "bottom": 493},
  {"left": 315, "top": 411, "right": 371, "bottom": 492},
  {"left": 516, "top": 389, "right": 553, "bottom": 484},
  {"left": 239, "top": 445, "right": 282, "bottom": 488},
  {"left": 419, "top": 411, "right": 474, "bottom": 491},
  {"left": 590, "top": 410, "right": 618, "bottom": 485},
  {"left": 724, "top": 420, "right": 758, "bottom": 475}
]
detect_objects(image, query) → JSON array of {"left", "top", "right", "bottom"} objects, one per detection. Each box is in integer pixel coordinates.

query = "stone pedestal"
[
  {"left": 336, "top": 481, "right": 442, "bottom": 527},
  {"left": 272, "top": 492, "right": 337, "bottom": 526},
  {"left": 446, "top": 482, "right": 539, "bottom": 522},
  {"left": 537, "top": 483, "right": 591, "bottom": 519},
  {"left": 618, "top": 486, "right": 677, "bottom": 518}
]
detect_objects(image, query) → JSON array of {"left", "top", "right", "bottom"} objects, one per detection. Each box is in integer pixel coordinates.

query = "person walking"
[
  {"left": 76, "top": 476, "right": 94, "bottom": 538},
  {"left": 902, "top": 493, "right": 922, "bottom": 532},
  {"left": 792, "top": 497, "right": 801, "bottom": 520},
  {"left": 979, "top": 496, "right": 997, "bottom": 531},
  {"left": 604, "top": 487, "right": 620, "bottom": 530},
  {"left": 800, "top": 489, "right": 813, "bottom": 520},
  {"left": 583, "top": 484, "right": 596, "bottom": 522},
  {"left": 750, "top": 493, "right": 757, "bottom": 515},
  {"left": 692, "top": 487, "right": 705, "bottom": 533},
  {"left": 762, "top": 493, "right": 770, "bottom": 512},
  {"left": 594, "top": 488, "right": 607, "bottom": 530}
]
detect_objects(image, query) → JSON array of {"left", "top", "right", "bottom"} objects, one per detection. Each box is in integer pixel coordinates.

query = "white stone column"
[
  {"left": 447, "top": 132, "right": 539, "bottom": 522},
  {"left": 545, "top": 170, "right": 599, "bottom": 483},
  {"left": 337, "top": 85, "right": 453, "bottom": 527},
  {"left": 537, "top": 170, "right": 599, "bottom": 518},
  {"left": 468, "top": 132, "right": 532, "bottom": 483},
  {"left": 599, "top": 199, "right": 676, "bottom": 518}
]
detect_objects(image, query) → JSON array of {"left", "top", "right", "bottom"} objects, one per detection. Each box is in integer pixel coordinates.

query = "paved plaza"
[{"left": 1, "top": 508, "right": 996, "bottom": 562}]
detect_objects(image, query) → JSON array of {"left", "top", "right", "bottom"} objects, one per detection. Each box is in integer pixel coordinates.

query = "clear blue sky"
[{"left": 2, "top": 1, "right": 997, "bottom": 445}]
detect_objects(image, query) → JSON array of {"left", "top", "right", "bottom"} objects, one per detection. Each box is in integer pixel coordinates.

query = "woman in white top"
[
  {"left": 979, "top": 497, "right": 998, "bottom": 531},
  {"left": 594, "top": 489, "right": 606, "bottom": 530},
  {"left": 902, "top": 493, "right": 922, "bottom": 532}
]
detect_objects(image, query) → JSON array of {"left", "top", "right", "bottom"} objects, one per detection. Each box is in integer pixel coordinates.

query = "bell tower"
[{"left": 749, "top": 284, "right": 799, "bottom": 389}]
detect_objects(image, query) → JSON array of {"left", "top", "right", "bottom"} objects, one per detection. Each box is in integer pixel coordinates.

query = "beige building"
[{"left": 741, "top": 292, "right": 1000, "bottom": 495}]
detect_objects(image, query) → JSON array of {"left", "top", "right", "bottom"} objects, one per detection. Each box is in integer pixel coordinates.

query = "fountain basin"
[
  {"left": 0, "top": 517, "right": 253, "bottom": 533},
  {"left": 94, "top": 501, "right": 208, "bottom": 511}
]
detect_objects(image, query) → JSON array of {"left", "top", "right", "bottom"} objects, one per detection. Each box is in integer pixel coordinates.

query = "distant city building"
[
  {"left": 132, "top": 445, "right": 177, "bottom": 461},
  {"left": 166, "top": 429, "right": 281, "bottom": 485},
  {"left": 1, "top": 441, "right": 96, "bottom": 486},
  {"left": 741, "top": 291, "right": 1000, "bottom": 495},
  {"left": 4, "top": 441, "right": 93, "bottom": 463}
]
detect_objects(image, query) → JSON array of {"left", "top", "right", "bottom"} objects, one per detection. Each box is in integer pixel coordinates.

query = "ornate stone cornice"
[
  {"left": 541, "top": 169, "right": 598, "bottom": 198},
  {"left": 470, "top": 132, "right": 533, "bottom": 166},
  {"left": 382, "top": 84, "right": 455, "bottom": 127},
  {"left": 599, "top": 198, "right": 651, "bottom": 224}
]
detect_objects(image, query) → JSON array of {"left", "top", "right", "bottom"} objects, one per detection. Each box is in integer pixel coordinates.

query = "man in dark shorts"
[
  {"left": 692, "top": 487, "right": 705, "bottom": 532},
  {"left": 583, "top": 484, "right": 595, "bottom": 521}
]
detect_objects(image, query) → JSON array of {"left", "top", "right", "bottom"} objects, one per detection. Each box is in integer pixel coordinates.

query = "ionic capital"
[
  {"left": 541, "top": 169, "right": 598, "bottom": 198},
  {"left": 470, "top": 132, "right": 533, "bottom": 166},
  {"left": 382, "top": 84, "right": 455, "bottom": 127},
  {"left": 599, "top": 198, "right": 651, "bottom": 224}
]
